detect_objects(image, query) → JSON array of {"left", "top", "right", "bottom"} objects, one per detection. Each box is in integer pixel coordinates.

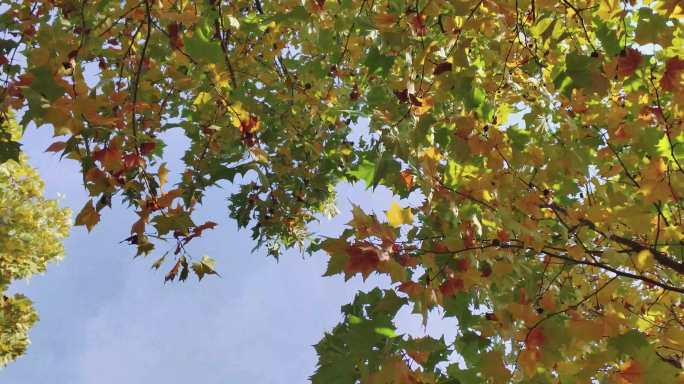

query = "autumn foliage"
[{"left": 2, "top": 0, "right": 684, "bottom": 382}]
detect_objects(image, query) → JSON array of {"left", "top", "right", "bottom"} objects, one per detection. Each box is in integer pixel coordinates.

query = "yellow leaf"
[
  {"left": 596, "top": 0, "right": 620, "bottom": 21},
  {"left": 635, "top": 249, "right": 655, "bottom": 270},
  {"left": 158, "top": 163, "right": 169, "bottom": 186},
  {"left": 386, "top": 201, "right": 413, "bottom": 228},
  {"left": 193, "top": 91, "right": 212, "bottom": 105}
]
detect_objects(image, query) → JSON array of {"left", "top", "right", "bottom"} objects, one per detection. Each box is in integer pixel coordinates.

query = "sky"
[{"left": 2, "top": 122, "right": 458, "bottom": 383}]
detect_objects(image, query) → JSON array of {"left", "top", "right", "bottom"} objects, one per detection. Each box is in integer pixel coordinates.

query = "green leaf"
[
  {"left": 0, "top": 140, "right": 21, "bottom": 164},
  {"left": 608, "top": 330, "right": 650, "bottom": 356},
  {"left": 152, "top": 212, "right": 194, "bottom": 236},
  {"left": 595, "top": 21, "right": 621, "bottom": 57},
  {"left": 364, "top": 47, "right": 395, "bottom": 76},
  {"left": 28, "top": 66, "right": 64, "bottom": 101},
  {"left": 373, "top": 327, "right": 397, "bottom": 337},
  {"left": 554, "top": 53, "right": 608, "bottom": 96},
  {"left": 443, "top": 292, "right": 479, "bottom": 328},
  {"left": 185, "top": 18, "right": 224, "bottom": 64}
]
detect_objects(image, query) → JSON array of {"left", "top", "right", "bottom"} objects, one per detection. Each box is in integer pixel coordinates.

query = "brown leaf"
[
  {"left": 433, "top": 62, "right": 452, "bottom": 75},
  {"left": 164, "top": 259, "right": 181, "bottom": 283},
  {"left": 193, "top": 220, "right": 218, "bottom": 235}
]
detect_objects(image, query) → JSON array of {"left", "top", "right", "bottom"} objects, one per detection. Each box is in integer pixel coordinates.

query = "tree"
[
  {"left": 0, "top": 113, "right": 71, "bottom": 367},
  {"left": 1, "top": 0, "right": 684, "bottom": 381}
]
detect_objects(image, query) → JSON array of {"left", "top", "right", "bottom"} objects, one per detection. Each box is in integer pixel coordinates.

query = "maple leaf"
[
  {"left": 191, "top": 255, "right": 219, "bottom": 281},
  {"left": 157, "top": 188, "right": 183, "bottom": 209},
  {"left": 618, "top": 359, "right": 644, "bottom": 384},
  {"left": 101, "top": 146, "right": 123, "bottom": 173},
  {"left": 165, "top": 259, "right": 181, "bottom": 283},
  {"left": 344, "top": 242, "right": 386, "bottom": 280},
  {"left": 372, "top": 13, "right": 396, "bottom": 30},
  {"left": 525, "top": 327, "right": 545, "bottom": 349},
  {"left": 75, "top": 199, "right": 100, "bottom": 232},
  {"left": 439, "top": 278, "right": 464, "bottom": 297},
  {"left": 661, "top": 57, "right": 684, "bottom": 91},
  {"left": 617, "top": 48, "right": 642, "bottom": 78},
  {"left": 386, "top": 202, "right": 413, "bottom": 228},
  {"left": 480, "top": 350, "right": 511, "bottom": 383},
  {"left": 399, "top": 169, "right": 414, "bottom": 190}
]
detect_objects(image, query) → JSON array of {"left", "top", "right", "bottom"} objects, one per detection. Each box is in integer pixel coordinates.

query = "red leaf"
[
  {"left": 92, "top": 148, "right": 105, "bottom": 162},
  {"left": 661, "top": 57, "right": 684, "bottom": 91},
  {"left": 456, "top": 258, "right": 470, "bottom": 272},
  {"left": 525, "top": 327, "right": 545, "bottom": 349},
  {"left": 617, "top": 48, "right": 642, "bottom": 78},
  {"left": 167, "top": 23, "right": 184, "bottom": 50},
  {"left": 140, "top": 141, "right": 156, "bottom": 156},
  {"left": 240, "top": 115, "right": 259, "bottom": 134},
  {"left": 123, "top": 153, "right": 144, "bottom": 170},
  {"left": 410, "top": 13, "right": 427, "bottom": 36},
  {"left": 344, "top": 242, "right": 382, "bottom": 279},
  {"left": 45, "top": 141, "right": 67, "bottom": 153},
  {"left": 439, "top": 278, "right": 464, "bottom": 296}
]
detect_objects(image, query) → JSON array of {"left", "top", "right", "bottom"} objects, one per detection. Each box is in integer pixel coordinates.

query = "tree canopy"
[
  {"left": 0, "top": 113, "right": 70, "bottom": 367},
  {"left": 2, "top": 0, "right": 684, "bottom": 382}
]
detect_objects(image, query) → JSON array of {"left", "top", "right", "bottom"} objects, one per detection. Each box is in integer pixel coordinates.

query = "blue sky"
[{"left": 2, "top": 123, "right": 457, "bottom": 383}]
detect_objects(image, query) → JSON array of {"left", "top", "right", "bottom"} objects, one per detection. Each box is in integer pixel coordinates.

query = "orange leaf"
[
  {"left": 157, "top": 188, "right": 183, "bottom": 209},
  {"left": 618, "top": 359, "right": 644, "bottom": 384},
  {"left": 75, "top": 200, "right": 100, "bottom": 232},
  {"left": 400, "top": 169, "right": 414, "bottom": 190}
]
